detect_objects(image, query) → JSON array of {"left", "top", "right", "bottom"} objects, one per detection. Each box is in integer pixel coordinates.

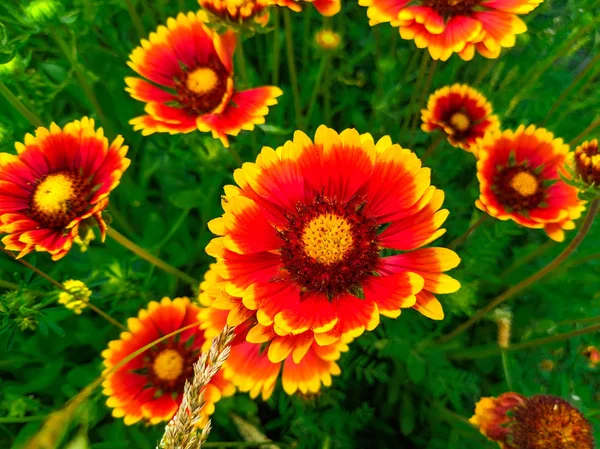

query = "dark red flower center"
[
  {"left": 279, "top": 195, "right": 380, "bottom": 297},
  {"left": 175, "top": 57, "right": 230, "bottom": 115},
  {"left": 142, "top": 341, "right": 199, "bottom": 393},
  {"left": 423, "top": 0, "right": 481, "bottom": 16},
  {"left": 29, "top": 169, "right": 92, "bottom": 229},
  {"left": 493, "top": 166, "right": 546, "bottom": 212}
]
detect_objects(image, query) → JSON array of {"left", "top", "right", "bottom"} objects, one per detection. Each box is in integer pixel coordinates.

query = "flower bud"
[
  {"left": 23, "top": 0, "right": 63, "bottom": 26},
  {"left": 315, "top": 29, "right": 342, "bottom": 51},
  {"left": 58, "top": 280, "right": 92, "bottom": 314}
]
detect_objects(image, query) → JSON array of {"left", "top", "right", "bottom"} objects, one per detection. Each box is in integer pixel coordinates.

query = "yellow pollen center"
[
  {"left": 226, "top": 0, "right": 249, "bottom": 7},
  {"left": 153, "top": 349, "right": 184, "bottom": 381},
  {"left": 186, "top": 67, "right": 218, "bottom": 95},
  {"left": 449, "top": 112, "right": 471, "bottom": 132},
  {"left": 32, "top": 173, "right": 75, "bottom": 214},
  {"left": 301, "top": 213, "right": 354, "bottom": 265},
  {"left": 510, "top": 171, "right": 539, "bottom": 197}
]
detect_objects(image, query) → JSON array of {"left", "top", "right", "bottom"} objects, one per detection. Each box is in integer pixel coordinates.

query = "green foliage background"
[{"left": 0, "top": 0, "right": 599, "bottom": 448}]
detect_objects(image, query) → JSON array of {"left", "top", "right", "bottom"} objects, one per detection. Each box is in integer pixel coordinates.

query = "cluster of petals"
[
  {"left": 202, "top": 125, "right": 460, "bottom": 396},
  {"left": 126, "top": 11, "right": 282, "bottom": 147},
  {"left": 101, "top": 297, "right": 234, "bottom": 425},
  {"left": 359, "top": 0, "right": 543, "bottom": 61},
  {"left": 421, "top": 83, "right": 500, "bottom": 153},
  {"left": 475, "top": 125, "right": 586, "bottom": 242},
  {"left": 0, "top": 118, "right": 129, "bottom": 260}
]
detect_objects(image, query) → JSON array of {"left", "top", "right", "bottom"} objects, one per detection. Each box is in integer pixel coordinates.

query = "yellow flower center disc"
[
  {"left": 186, "top": 67, "right": 219, "bottom": 95},
  {"left": 449, "top": 112, "right": 471, "bottom": 132},
  {"left": 509, "top": 171, "right": 539, "bottom": 197},
  {"left": 32, "top": 173, "right": 75, "bottom": 215},
  {"left": 153, "top": 349, "right": 184, "bottom": 381},
  {"left": 301, "top": 213, "right": 354, "bottom": 265}
]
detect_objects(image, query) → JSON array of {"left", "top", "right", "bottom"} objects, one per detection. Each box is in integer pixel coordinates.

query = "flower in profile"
[
  {"left": 274, "top": 0, "right": 341, "bottom": 16},
  {"left": 198, "top": 0, "right": 271, "bottom": 30},
  {"left": 0, "top": 118, "right": 130, "bottom": 261},
  {"left": 126, "top": 11, "right": 282, "bottom": 147},
  {"left": 206, "top": 126, "right": 460, "bottom": 355},
  {"left": 511, "top": 395, "right": 595, "bottom": 449},
  {"left": 475, "top": 125, "right": 586, "bottom": 242},
  {"left": 359, "top": 0, "right": 543, "bottom": 61},
  {"left": 102, "top": 297, "right": 234, "bottom": 425},
  {"left": 582, "top": 346, "right": 600, "bottom": 368},
  {"left": 58, "top": 280, "right": 92, "bottom": 315},
  {"left": 315, "top": 29, "right": 342, "bottom": 50},
  {"left": 566, "top": 139, "right": 600, "bottom": 200},
  {"left": 199, "top": 267, "right": 346, "bottom": 398},
  {"left": 470, "top": 392, "right": 525, "bottom": 447},
  {"left": 421, "top": 84, "right": 500, "bottom": 153}
]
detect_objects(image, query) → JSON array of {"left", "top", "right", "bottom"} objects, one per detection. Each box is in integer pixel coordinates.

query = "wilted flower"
[
  {"left": 470, "top": 392, "right": 526, "bottom": 447},
  {"left": 57, "top": 280, "right": 92, "bottom": 315},
  {"left": 315, "top": 29, "right": 342, "bottom": 50}
]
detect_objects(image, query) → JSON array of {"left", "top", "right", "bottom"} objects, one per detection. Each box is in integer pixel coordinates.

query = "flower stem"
[
  {"left": 449, "top": 321, "right": 600, "bottom": 361},
  {"left": 498, "top": 240, "right": 555, "bottom": 280},
  {"left": 272, "top": 9, "right": 281, "bottom": 86},
  {"left": 438, "top": 198, "right": 599, "bottom": 344},
  {"left": 48, "top": 28, "right": 116, "bottom": 137},
  {"left": 203, "top": 443, "right": 289, "bottom": 448},
  {"left": 0, "top": 81, "right": 44, "bottom": 128},
  {"left": 409, "top": 59, "right": 437, "bottom": 146},
  {"left": 0, "top": 279, "right": 19, "bottom": 290},
  {"left": 448, "top": 215, "right": 489, "bottom": 250},
  {"left": 421, "top": 134, "right": 444, "bottom": 162},
  {"left": 236, "top": 37, "right": 249, "bottom": 88},
  {"left": 301, "top": 6, "right": 313, "bottom": 72},
  {"left": 501, "top": 351, "right": 513, "bottom": 390},
  {"left": 400, "top": 52, "right": 428, "bottom": 136},
  {"left": 569, "top": 117, "right": 600, "bottom": 146},
  {"left": 283, "top": 10, "right": 303, "bottom": 127},
  {"left": 306, "top": 54, "right": 329, "bottom": 124},
  {"left": 0, "top": 248, "right": 125, "bottom": 330},
  {"left": 106, "top": 227, "right": 200, "bottom": 287},
  {"left": 124, "top": 0, "right": 146, "bottom": 41}
]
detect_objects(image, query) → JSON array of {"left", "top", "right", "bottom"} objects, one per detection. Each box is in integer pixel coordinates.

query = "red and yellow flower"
[
  {"left": 199, "top": 266, "right": 347, "bottom": 398},
  {"left": 359, "top": 0, "right": 543, "bottom": 61},
  {"left": 0, "top": 118, "right": 129, "bottom": 261},
  {"left": 274, "top": 0, "right": 341, "bottom": 16},
  {"left": 470, "top": 392, "right": 525, "bottom": 448},
  {"left": 102, "top": 297, "right": 234, "bottom": 425},
  {"left": 198, "top": 0, "right": 271, "bottom": 29},
  {"left": 582, "top": 345, "right": 600, "bottom": 368},
  {"left": 475, "top": 125, "right": 586, "bottom": 242},
  {"left": 205, "top": 126, "right": 460, "bottom": 356},
  {"left": 315, "top": 29, "right": 342, "bottom": 51},
  {"left": 421, "top": 84, "right": 500, "bottom": 153},
  {"left": 126, "top": 11, "right": 282, "bottom": 147}
]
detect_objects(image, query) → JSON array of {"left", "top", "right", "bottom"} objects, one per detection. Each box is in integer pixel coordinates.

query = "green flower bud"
[
  {"left": 23, "top": 0, "right": 63, "bottom": 26},
  {"left": 0, "top": 54, "right": 26, "bottom": 79}
]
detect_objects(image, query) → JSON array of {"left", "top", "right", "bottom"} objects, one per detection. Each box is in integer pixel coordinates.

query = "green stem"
[
  {"left": 151, "top": 208, "right": 191, "bottom": 251},
  {"left": 448, "top": 215, "right": 489, "bottom": 251},
  {"left": 473, "top": 60, "right": 496, "bottom": 87},
  {"left": 400, "top": 52, "right": 428, "bottom": 136},
  {"left": 48, "top": 28, "right": 115, "bottom": 137},
  {"left": 569, "top": 117, "right": 600, "bottom": 146},
  {"left": 498, "top": 240, "right": 555, "bottom": 280},
  {"left": 0, "top": 279, "right": 19, "bottom": 290},
  {"left": 501, "top": 351, "right": 513, "bottom": 390},
  {"left": 203, "top": 443, "right": 288, "bottom": 448},
  {"left": 450, "top": 321, "right": 600, "bottom": 361},
  {"left": 0, "top": 248, "right": 125, "bottom": 330},
  {"left": 542, "top": 53, "right": 600, "bottom": 125},
  {"left": 124, "top": 0, "right": 146, "bottom": 41},
  {"left": 421, "top": 134, "right": 444, "bottom": 162},
  {"left": 283, "top": 10, "right": 303, "bottom": 127},
  {"left": 106, "top": 227, "right": 200, "bottom": 287},
  {"left": 305, "top": 54, "right": 329, "bottom": 124},
  {"left": 555, "top": 314, "right": 600, "bottom": 327},
  {"left": 236, "top": 37, "right": 249, "bottom": 88},
  {"left": 272, "top": 9, "right": 281, "bottom": 86},
  {"left": 409, "top": 59, "right": 437, "bottom": 146},
  {"left": 301, "top": 7, "right": 313, "bottom": 72},
  {"left": 438, "top": 198, "right": 599, "bottom": 344},
  {"left": 0, "top": 416, "right": 46, "bottom": 423},
  {"left": 0, "top": 81, "right": 44, "bottom": 128}
]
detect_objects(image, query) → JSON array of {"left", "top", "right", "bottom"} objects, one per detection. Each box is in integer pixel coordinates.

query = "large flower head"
[
  {"left": 199, "top": 266, "right": 347, "bottom": 398},
  {"left": 475, "top": 125, "right": 586, "bottom": 242},
  {"left": 359, "top": 0, "right": 543, "bottom": 61},
  {"left": 470, "top": 392, "right": 526, "bottom": 448},
  {"left": 198, "top": 0, "right": 271, "bottom": 29},
  {"left": 126, "top": 11, "right": 282, "bottom": 147},
  {"left": 206, "top": 126, "right": 460, "bottom": 353},
  {"left": 0, "top": 118, "right": 129, "bottom": 261},
  {"left": 102, "top": 297, "right": 234, "bottom": 425},
  {"left": 421, "top": 84, "right": 500, "bottom": 153}
]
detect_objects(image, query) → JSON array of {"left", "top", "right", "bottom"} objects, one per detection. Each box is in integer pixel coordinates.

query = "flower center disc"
[
  {"left": 29, "top": 170, "right": 90, "bottom": 228},
  {"left": 449, "top": 112, "right": 471, "bottom": 132},
  {"left": 494, "top": 166, "right": 545, "bottom": 212},
  {"left": 177, "top": 59, "right": 229, "bottom": 115},
  {"left": 509, "top": 171, "right": 539, "bottom": 197},
  {"left": 302, "top": 213, "right": 354, "bottom": 265},
  {"left": 152, "top": 349, "right": 184, "bottom": 381},
  {"left": 424, "top": 0, "right": 479, "bottom": 15}
]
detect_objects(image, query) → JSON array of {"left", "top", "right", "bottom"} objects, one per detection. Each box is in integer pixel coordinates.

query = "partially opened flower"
[
  {"left": 315, "top": 29, "right": 342, "bottom": 50},
  {"left": 198, "top": 0, "right": 271, "bottom": 29},
  {"left": 470, "top": 392, "right": 525, "bottom": 448},
  {"left": 0, "top": 118, "right": 129, "bottom": 260},
  {"left": 274, "top": 0, "right": 341, "bottom": 16},
  {"left": 199, "top": 268, "right": 346, "bottom": 398},
  {"left": 359, "top": 0, "right": 543, "bottom": 61},
  {"left": 421, "top": 84, "right": 500, "bottom": 153},
  {"left": 475, "top": 125, "right": 586, "bottom": 242},
  {"left": 102, "top": 297, "right": 234, "bottom": 425},
  {"left": 58, "top": 280, "right": 92, "bottom": 315},
  {"left": 126, "top": 11, "right": 282, "bottom": 147},
  {"left": 206, "top": 126, "right": 460, "bottom": 353}
]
